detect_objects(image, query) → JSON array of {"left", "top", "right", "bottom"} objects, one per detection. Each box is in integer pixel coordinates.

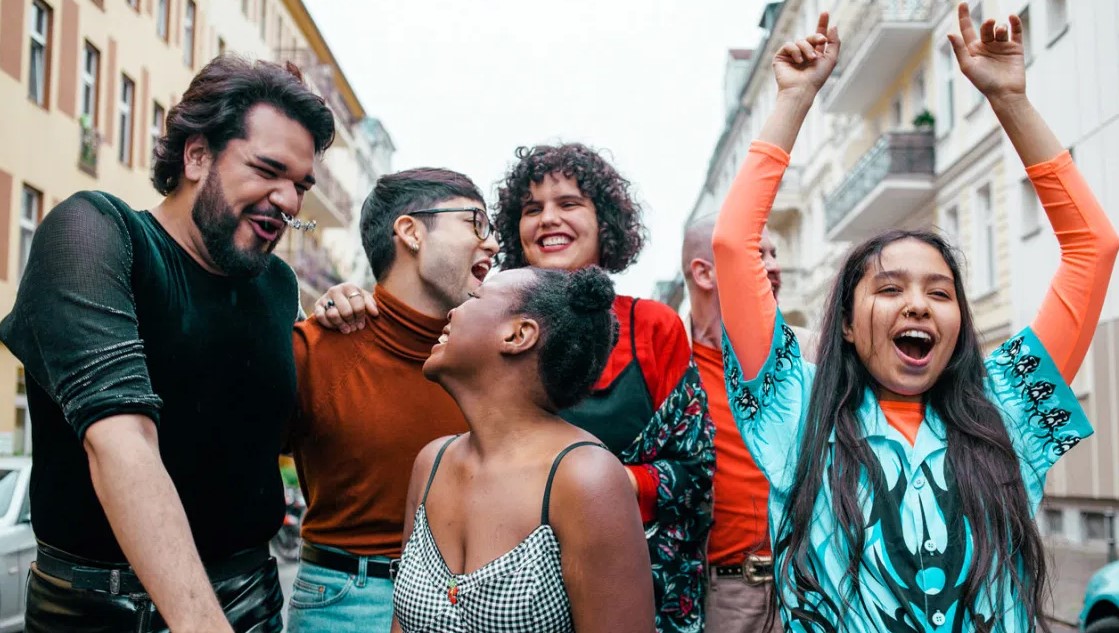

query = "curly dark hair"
[
  {"left": 151, "top": 56, "right": 335, "bottom": 195},
  {"left": 494, "top": 143, "right": 646, "bottom": 273},
  {"left": 515, "top": 266, "right": 619, "bottom": 410}
]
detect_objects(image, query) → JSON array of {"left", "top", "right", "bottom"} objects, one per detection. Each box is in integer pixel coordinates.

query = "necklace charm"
[{"left": 447, "top": 578, "right": 459, "bottom": 605}]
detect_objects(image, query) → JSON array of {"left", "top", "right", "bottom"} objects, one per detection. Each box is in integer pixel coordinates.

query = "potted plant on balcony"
[{"left": 913, "top": 109, "right": 935, "bottom": 130}]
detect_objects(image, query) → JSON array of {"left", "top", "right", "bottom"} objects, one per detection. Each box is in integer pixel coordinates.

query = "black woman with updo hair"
[{"left": 390, "top": 266, "right": 656, "bottom": 633}]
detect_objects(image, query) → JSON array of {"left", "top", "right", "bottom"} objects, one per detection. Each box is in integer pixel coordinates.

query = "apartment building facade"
[
  {"left": 660, "top": 0, "right": 1112, "bottom": 617},
  {"left": 0, "top": 0, "right": 389, "bottom": 454}
]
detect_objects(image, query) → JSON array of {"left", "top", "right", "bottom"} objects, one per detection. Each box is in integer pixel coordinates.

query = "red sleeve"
[
  {"left": 712, "top": 141, "right": 789, "bottom": 378},
  {"left": 1028, "top": 151, "right": 1119, "bottom": 381},
  {"left": 633, "top": 299, "right": 692, "bottom": 410},
  {"left": 627, "top": 464, "right": 658, "bottom": 523}
]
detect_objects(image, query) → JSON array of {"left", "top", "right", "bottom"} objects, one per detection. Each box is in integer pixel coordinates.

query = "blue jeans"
[{"left": 286, "top": 550, "right": 394, "bottom": 633}]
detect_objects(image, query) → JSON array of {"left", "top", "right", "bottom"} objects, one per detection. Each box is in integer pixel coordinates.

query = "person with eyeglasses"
[{"left": 286, "top": 167, "right": 498, "bottom": 633}]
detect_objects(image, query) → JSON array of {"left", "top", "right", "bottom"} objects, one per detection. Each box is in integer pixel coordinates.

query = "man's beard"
[{"left": 192, "top": 168, "right": 277, "bottom": 278}]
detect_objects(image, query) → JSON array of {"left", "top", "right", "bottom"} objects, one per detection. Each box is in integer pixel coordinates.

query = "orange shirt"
[
  {"left": 291, "top": 286, "right": 467, "bottom": 557},
  {"left": 695, "top": 342, "right": 771, "bottom": 563}
]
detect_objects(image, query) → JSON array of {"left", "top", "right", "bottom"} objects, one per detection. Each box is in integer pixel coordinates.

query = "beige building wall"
[{"left": 0, "top": 0, "right": 383, "bottom": 454}]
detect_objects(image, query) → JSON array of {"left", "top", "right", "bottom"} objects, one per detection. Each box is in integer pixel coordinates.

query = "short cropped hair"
[{"left": 360, "top": 168, "right": 485, "bottom": 279}]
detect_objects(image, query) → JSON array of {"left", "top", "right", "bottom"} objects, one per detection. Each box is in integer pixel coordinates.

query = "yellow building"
[{"left": 0, "top": 0, "right": 386, "bottom": 454}]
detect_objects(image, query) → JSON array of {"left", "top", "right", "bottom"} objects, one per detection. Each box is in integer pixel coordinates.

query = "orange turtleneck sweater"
[{"left": 291, "top": 285, "right": 467, "bottom": 557}]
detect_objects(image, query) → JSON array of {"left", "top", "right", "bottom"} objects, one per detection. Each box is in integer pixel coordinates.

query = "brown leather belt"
[
  {"left": 300, "top": 542, "right": 400, "bottom": 580},
  {"left": 714, "top": 554, "right": 774, "bottom": 585}
]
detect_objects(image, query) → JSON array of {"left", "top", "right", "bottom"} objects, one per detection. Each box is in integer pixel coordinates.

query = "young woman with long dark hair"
[{"left": 712, "top": 5, "right": 1118, "bottom": 631}]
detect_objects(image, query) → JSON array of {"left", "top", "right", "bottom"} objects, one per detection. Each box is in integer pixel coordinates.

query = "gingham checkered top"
[{"left": 393, "top": 437, "right": 605, "bottom": 632}]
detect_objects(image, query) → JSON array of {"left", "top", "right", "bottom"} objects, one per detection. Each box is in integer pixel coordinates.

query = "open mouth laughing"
[
  {"left": 537, "top": 233, "right": 574, "bottom": 253},
  {"left": 246, "top": 214, "right": 284, "bottom": 242},
  {"left": 892, "top": 327, "right": 936, "bottom": 367},
  {"left": 471, "top": 259, "right": 492, "bottom": 283}
]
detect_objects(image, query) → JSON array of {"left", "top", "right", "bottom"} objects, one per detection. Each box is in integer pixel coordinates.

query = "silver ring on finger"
[{"left": 346, "top": 292, "right": 362, "bottom": 299}]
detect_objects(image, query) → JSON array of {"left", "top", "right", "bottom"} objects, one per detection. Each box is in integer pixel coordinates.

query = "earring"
[{"left": 410, "top": 242, "right": 420, "bottom": 253}]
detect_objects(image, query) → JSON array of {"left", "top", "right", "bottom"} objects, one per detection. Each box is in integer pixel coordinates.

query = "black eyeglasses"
[{"left": 409, "top": 207, "right": 493, "bottom": 241}]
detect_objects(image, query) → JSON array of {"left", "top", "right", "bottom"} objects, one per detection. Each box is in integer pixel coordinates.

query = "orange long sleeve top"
[
  {"left": 714, "top": 142, "right": 1118, "bottom": 444},
  {"left": 291, "top": 286, "right": 467, "bottom": 557}
]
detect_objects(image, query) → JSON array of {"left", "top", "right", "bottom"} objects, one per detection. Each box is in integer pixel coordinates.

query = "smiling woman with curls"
[{"left": 492, "top": 143, "right": 715, "bottom": 633}]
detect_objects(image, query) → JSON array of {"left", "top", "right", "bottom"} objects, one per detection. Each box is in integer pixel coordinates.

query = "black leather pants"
[{"left": 25, "top": 555, "right": 284, "bottom": 633}]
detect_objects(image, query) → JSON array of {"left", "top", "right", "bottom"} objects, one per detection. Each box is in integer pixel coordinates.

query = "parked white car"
[{"left": 0, "top": 458, "right": 33, "bottom": 633}]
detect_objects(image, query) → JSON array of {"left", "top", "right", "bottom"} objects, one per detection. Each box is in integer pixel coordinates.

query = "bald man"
[{"left": 683, "top": 217, "right": 813, "bottom": 633}]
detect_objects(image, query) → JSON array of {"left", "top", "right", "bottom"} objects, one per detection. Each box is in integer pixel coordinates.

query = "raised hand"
[
  {"left": 947, "top": 2, "right": 1025, "bottom": 102},
  {"left": 773, "top": 12, "right": 840, "bottom": 96}
]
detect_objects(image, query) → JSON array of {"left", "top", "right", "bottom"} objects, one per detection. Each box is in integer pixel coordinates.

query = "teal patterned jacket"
[{"left": 722, "top": 310, "right": 1091, "bottom": 632}]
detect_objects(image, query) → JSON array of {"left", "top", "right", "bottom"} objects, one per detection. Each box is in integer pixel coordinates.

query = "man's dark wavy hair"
[
  {"left": 514, "top": 266, "right": 619, "bottom": 410},
  {"left": 151, "top": 55, "right": 335, "bottom": 195},
  {"left": 494, "top": 143, "right": 646, "bottom": 273},
  {"left": 773, "top": 229, "right": 1051, "bottom": 632}
]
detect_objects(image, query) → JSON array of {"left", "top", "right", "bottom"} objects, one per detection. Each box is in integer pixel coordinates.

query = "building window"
[
  {"left": 242, "top": 0, "right": 249, "bottom": 15},
  {"left": 1019, "top": 5, "right": 1033, "bottom": 62},
  {"left": 890, "top": 96, "right": 904, "bottom": 129},
  {"left": 942, "top": 205, "right": 960, "bottom": 245},
  {"left": 80, "top": 41, "right": 100, "bottom": 125},
  {"left": 118, "top": 74, "right": 135, "bottom": 166},
  {"left": 28, "top": 0, "right": 52, "bottom": 107},
  {"left": 1043, "top": 508, "right": 1065, "bottom": 537},
  {"left": 127, "top": 0, "right": 139, "bottom": 10},
  {"left": 968, "top": 2, "right": 985, "bottom": 109},
  {"left": 1020, "top": 177, "right": 1040, "bottom": 238},
  {"left": 974, "top": 184, "right": 995, "bottom": 293},
  {"left": 260, "top": 0, "right": 267, "bottom": 39},
  {"left": 14, "top": 368, "right": 31, "bottom": 456},
  {"left": 150, "top": 102, "right": 165, "bottom": 161},
  {"left": 1082, "top": 511, "right": 1108, "bottom": 542},
  {"left": 1046, "top": 0, "right": 1068, "bottom": 44},
  {"left": 937, "top": 43, "right": 955, "bottom": 136},
  {"left": 156, "top": 0, "right": 170, "bottom": 41},
  {"left": 911, "top": 69, "right": 926, "bottom": 112},
  {"left": 183, "top": 0, "right": 196, "bottom": 68},
  {"left": 19, "top": 186, "right": 43, "bottom": 278}
]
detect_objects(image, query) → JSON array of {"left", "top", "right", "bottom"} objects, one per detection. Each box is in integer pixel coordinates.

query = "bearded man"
[{"left": 0, "top": 56, "right": 334, "bottom": 633}]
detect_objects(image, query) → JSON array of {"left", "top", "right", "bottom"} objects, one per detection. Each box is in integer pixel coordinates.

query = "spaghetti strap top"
[{"left": 393, "top": 438, "right": 606, "bottom": 632}]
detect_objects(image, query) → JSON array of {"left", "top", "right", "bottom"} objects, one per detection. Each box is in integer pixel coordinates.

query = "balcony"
[
  {"left": 301, "top": 160, "right": 355, "bottom": 229},
  {"left": 825, "top": 130, "right": 935, "bottom": 242},
  {"left": 278, "top": 239, "right": 344, "bottom": 315},
  {"left": 822, "top": 0, "right": 937, "bottom": 114}
]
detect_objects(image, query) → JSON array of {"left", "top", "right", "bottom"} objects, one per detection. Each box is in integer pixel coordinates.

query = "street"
[{"left": 277, "top": 557, "right": 297, "bottom": 629}]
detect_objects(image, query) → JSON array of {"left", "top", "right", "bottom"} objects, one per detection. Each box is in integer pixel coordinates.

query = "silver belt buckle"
[{"left": 742, "top": 554, "right": 773, "bottom": 585}]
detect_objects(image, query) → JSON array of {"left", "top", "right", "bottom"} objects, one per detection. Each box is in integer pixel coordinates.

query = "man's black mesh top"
[{"left": 0, "top": 191, "right": 299, "bottom": 563}]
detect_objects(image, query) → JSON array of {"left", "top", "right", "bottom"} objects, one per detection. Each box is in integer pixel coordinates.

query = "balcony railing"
[
  {"left": 78, "top": 121, "right": 100, "bottom": 176},
  {"left": 825, "top": 130, "right": 935, "bottom": 235},
  {"left": 313, "top": 160, "right": 354, "bottom": 225},
  {"left": 822, "top": 0, "right": 939, "bottom": 113},
  {"left": 291, "top": 242, "right": 343, "bottom": 296},
  {"left": 275, "top": 47, "right": 357, "bottom": 130}
]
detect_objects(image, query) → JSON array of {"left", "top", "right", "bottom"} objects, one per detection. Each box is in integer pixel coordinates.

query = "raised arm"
[
  {"left": 949, "top": 2, "right": 1119, "bottom": 379},
  {"left": 713, "top": 13, "right": 839, "bottom": 377}
]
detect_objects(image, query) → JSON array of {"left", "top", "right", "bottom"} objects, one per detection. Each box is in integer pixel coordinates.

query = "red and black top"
[{"left": 559, "top": 295, "right": 714, "bottom": 633}]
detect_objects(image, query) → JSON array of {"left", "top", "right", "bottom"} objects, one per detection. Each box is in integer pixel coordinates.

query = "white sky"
[{"left": 304, "top": 0, "right": 768, "bottom": 296}]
